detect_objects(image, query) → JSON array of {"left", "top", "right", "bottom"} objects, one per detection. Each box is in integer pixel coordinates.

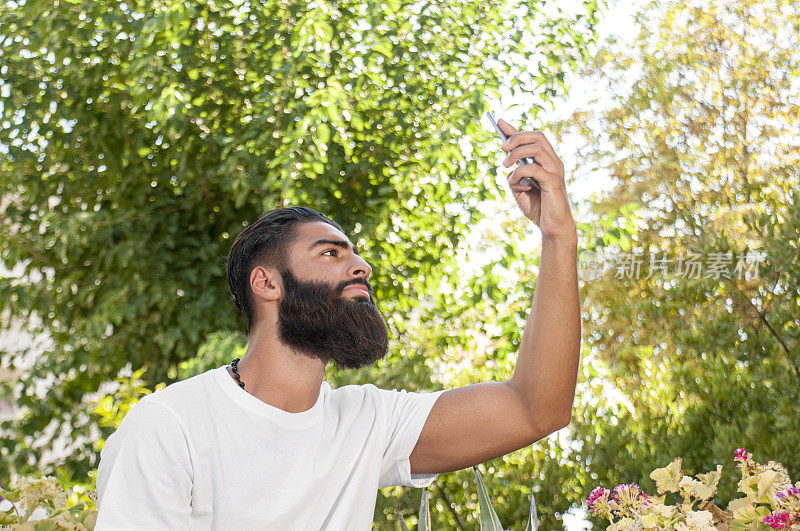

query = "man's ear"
[{"left": 249, "top": 266, "right": 283, "bottom": 303}]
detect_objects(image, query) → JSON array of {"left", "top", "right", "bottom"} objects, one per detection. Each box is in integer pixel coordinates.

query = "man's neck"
[{"left": 229, "top": 329, "right": 326, "bottom": 413}]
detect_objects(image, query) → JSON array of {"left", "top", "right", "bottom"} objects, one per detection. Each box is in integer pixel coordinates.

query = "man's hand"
[{"left": 498, "top": 119, "right": 576, "bottom": 241}]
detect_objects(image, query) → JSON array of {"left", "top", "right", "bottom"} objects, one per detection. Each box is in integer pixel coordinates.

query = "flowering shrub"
[
  {"left": 585, "top": 449, "right": 799, "bottom": 530},
  {"left": 0, "top": 476, "right": 97, "bottom": 529},
  {"left": 5, "top": 467, "right": 532, "bottom": 530}
]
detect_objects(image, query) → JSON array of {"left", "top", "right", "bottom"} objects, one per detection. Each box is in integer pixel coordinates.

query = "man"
[{"left": 96, "top": 119, "right": 580, "bottom": 529}]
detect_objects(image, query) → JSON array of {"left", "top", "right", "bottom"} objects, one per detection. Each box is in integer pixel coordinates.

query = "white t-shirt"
[{"left": 96, "top": 366, "right": 445, "bottom": 530}]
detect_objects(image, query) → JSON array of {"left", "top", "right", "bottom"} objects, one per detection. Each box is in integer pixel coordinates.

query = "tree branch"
[
  {"left": 434, "top": 480, "right": 465, "bottom": 530},
  {"left": 726, "top": 277, "right": 800, "bottom": 379}
]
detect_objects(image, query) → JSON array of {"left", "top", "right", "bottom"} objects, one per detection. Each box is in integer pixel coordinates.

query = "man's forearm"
[{"left": 508, "top": 233, "right": 580, "bottom": 431}]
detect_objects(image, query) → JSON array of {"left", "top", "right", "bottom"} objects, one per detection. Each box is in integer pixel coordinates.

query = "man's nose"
[{"left": 349, "top": 255, "right": 372, "bottom": 280}]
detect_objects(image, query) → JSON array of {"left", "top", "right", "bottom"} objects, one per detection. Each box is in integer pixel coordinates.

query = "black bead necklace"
[{"left": 230, "top": 357, "right": 246, "bottom": 390}]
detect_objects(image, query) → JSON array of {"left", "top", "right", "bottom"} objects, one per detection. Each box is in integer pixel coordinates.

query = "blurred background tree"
[
  {"left": 546, "top": 0, "right": 800, "bottom": 526},
  {"left": 0, "top": 0, "right": 602, "bottom": 528},
  {"left": 5, "top": 0, "right": 797, "bottom": 528}
]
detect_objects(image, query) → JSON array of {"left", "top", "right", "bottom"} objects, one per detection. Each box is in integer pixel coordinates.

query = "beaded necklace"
[{"left": 230, "top": 357, "right": 246, "bottom": 390}]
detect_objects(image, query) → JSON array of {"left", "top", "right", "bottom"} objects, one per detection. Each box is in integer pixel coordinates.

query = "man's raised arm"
[{"left": 410, "top": 121, "right": 580, "bottom": 474}]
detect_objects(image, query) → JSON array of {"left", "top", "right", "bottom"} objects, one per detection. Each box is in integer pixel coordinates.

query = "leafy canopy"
[{"left": 0, "top": 1, "right": 600, "bottom": 528}]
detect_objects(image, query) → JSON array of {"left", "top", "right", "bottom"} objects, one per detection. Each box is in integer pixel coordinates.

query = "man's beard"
[{"left": 277, "top": 268, "right": 389, "bottom": 370}]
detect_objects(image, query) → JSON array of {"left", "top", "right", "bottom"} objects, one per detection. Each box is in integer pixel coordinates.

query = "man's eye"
[{"left": 322, "top": 249, "right": 339, "bottom": 257}]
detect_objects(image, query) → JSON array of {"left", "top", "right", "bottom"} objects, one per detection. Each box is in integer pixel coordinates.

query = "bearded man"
[{"left": 95, "top": 120, "right": 581, "bottom": 529}]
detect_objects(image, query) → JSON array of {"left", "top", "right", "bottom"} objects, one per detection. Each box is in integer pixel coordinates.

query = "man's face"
[{"left": 275, "top": 222, "right": 388, "bottom": 369}]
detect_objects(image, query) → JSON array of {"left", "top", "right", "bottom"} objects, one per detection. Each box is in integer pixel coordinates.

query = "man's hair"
[{"left": 226, "top": 206, "right": 342, "bottom": 334}]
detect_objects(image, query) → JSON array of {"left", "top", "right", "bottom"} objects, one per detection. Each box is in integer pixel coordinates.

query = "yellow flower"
[
  {"left": 653, "top": 502, "right": 677, "bottom": 518},
  {"left": 650, "top": 458, "right": 683, "bottom": 494},
  {"left": 14, "top": 476, "right": 67, "bottom": 515},
  {"left": 609, "top": 517, "right": 640, "bottom": 530},
  {"left": 757, "top": 463, "right": 792, "bottom": 503},
  {"left": 639, "top": 512, "right": 661, "bottom": 528},
  {"left": 52, "top": 512, "right": 89, "bottom": 530},
  {"left": 738, "top": 474, "right": 760, "bottom": 501},
  {"left": 674, "top": 510, "right": 715, "bottom": 531},
  {"left": 679, "top": 466, "right": 722, "bottom": 501},
  {"left": 727, "top": 497, "right": 761, "bottom": 523},
  {"left": 739, "top": 464, "right": 792, "bottom": 504},
  {"left": 738, "top": 459, "right": 792, "bottom": 502}
]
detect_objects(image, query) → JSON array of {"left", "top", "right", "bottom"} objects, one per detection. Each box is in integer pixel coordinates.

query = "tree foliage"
[
  {"left": 0, "top": 0, "right": 601, "bottom": 528},
  {"left": 546, "top": 0, "right": 800, "bottom": 526}
]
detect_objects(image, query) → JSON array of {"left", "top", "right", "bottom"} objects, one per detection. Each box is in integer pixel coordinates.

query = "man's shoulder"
[
  {"left": 327, "top": 382, "right": 444, "bottom": 412},
  {"left": 323, "top": 382, "right": 385, "bottom": 412},
  {"left": 136, "top": 367, "right": 222, "bottom": 417},
  {"left": 327, "top": 381, "right": 389, "bottom": 400},
  {"left": 104, "top": 368, "right": 222, "bottom": 447},
  {"left": 329, "top": 382, "right": 441, "bottom": 397}
]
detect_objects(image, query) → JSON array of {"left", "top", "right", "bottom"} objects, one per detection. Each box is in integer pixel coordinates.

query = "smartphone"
[{"left": 484, "top": 111, "right": 541, "bottom": 192}]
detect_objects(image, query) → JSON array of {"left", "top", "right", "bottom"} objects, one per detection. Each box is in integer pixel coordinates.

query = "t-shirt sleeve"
[
  {"left": 377, "top": 387, "right": 445, "bottom": 489},
  {"left": 95, "top": 397, "right": 193, "bottom": 530}
]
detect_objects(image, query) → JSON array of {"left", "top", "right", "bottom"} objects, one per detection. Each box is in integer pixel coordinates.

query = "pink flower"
[
  {"left": 586, "top": 487, "right": 613, "bottom": 519},
  {"left": 775, "top": 485, "right": 800, "bottom": 514},
  {"left": 587, "top": 486, "right": 609, "bottom": 506},
  {"left": 734, "top": 448, "right": 752, "bottom": 463},
  {"left": 763, "top": 512, "right": 796, "bottom": 529},
  {"left": 609, "top": 483, "right": 651, "bottom": 518}
]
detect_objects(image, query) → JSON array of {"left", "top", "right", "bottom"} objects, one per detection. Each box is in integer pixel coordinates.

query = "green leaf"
[
  {"left": 473, "top": 466, "right": 504, "bottom": 531},
  {"left": 524, "top": 491, "right": 538, "bottom": 531},
  {"left": 418, "top": 487, "right": 430, "bottom": 531}
]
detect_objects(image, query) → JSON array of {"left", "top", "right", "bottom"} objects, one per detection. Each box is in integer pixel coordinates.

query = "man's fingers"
[
  {"left": 500, "top": 128, "right": 564, "bottom": 173},
  {"left": 508, "top": 175, "right": 536, "bottom": 190},
  {"left": 507, "top": 163, "right": 556, "bottom": 190},
  {"left": 510, "top": 182, "right": 536, "bottom": 196},
  {"left": 536, "top": 135, "right": 564, "bottom": 173},
  {"left": 497, "top": 118, "right": 518, "bottom": 136},
  {"left": 503, "top": 143, "right": 559, "bottom": 174}
]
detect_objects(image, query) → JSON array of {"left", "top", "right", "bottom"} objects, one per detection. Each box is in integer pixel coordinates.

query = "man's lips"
[{"left": 343, "top": 285, "right": 370, "bottom": 298}]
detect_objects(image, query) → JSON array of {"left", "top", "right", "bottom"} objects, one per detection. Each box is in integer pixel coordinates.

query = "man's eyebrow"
[{"left": 308, "top": 238, "right": 360, "bottom": 255}]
